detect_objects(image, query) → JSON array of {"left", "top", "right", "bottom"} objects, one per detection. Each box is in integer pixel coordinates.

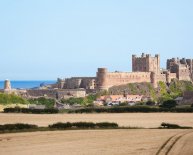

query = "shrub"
[
  {"left": 146, "top": 100, "right": 155, "bottom": 106},
  {"left": 0, "top": 93, "right": 29, "bottom": 105},
  {"left": 28, "top": 97, "right": 55, "bottom": 108},
  {"left": 161, "top": 122, "right": 180, "bottom": 128},
  {"left": 96, "top": 122, "right": 118, "bottom": 128},
  {"left": 49, "top": 122, "right": 72, "bottom": 129},
  {"left": 119, "top": 102, "right": 127, "bottom": 106},
  {"left": 61, "top": 97, "right": 85, "bottom": 105},
  {"left": 160, "top": 100, "right": 177, "bottom": 109},
  {"left": 161, "top": 122, "right": 192, "bottom": 129},
  {"left": 72, "top": 122, "right": 96, "bottom": 128}
]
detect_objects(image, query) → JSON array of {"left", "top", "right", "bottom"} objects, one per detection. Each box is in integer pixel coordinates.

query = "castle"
[{"left": 57, "top": 53, "right": 193, "bottom": 91}]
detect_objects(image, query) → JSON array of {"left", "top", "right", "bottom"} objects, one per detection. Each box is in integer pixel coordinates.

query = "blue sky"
[{"left": 0, "top": 0, "right": 193, "bottom": 80}]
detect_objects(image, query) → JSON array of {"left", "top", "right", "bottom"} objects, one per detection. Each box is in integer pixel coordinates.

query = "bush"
[
  {"left": 96, "top": 122, "right": 118, "bottom": 128},
  {"left": 160, "top": 100, "right": 177, "bottom": 109},
  {"left": 119, "top": 102, "right": 128, "bottom": 106},
  {"left": 49, "top": 122, "right": 72, "bottom": 129},
  {"left": 161, "top": 122, "right": 192, "bottom": 129},
  {"left": 72, "top": 122, "right": 96, "bottom": 128},
  {"left": 146, "top": 100, "right": 155, "bottom": 106},
  {"left": 61, "top": 97, "right": 85, "bottom": 105},
  {"left": 0, "top": 93, "right": 29, "bottom": 105},
  {"left": 61, "top": 94, "right": 99, "bottom": 106},
  {"left": 3, "top": 107, "right": 59, "bottom": 114},
  {"left": 28, "top": 97, "right": 55, "bottom": 108},
  {"left": 161, "top": 122, "right": 180, "bottom": 128},
  {"left": 0, "top": 123, "right": 38, "bottom": 131}
]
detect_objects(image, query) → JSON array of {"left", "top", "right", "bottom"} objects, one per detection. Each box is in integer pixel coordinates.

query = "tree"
[
  {"left": 160, "top": 100, "right": 177, "bottom": 109},
  {"left": 146, "top": 100, "right": 155, "bottom": 106}
]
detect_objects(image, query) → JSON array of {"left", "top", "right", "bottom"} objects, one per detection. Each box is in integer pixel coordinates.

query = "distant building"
[
  {"left": 97, "top": 95, "right": 143, "bottom": 104},
  {"left": 57, "top": 77, "right": 96, "bottom": 90}
]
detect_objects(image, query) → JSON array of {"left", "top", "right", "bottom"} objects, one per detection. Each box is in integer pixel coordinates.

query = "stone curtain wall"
[
  {"left": 97, "top": 69, "right": 152, "bottom": 90},
  {"left": 65, "top": 77, "right": 96, "bottom": 89},
  {"left": 26, "top": 89, "right": 86, "bottom": 99}
]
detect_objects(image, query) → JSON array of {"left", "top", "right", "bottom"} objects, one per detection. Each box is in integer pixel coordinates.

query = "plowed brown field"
[
  {"left": 0, "top": 113, "right": 193, "bottom": 128},
  {"left": 0, "top": 129, "right": 188, "bottom": 155}
]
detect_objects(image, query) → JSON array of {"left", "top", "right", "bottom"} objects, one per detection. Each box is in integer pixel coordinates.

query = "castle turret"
[
  {"left": 97, "top": 68, "right": 108, "bottom": 90},
  {"left": 155, "top": 54, "right": 160, "bottom": 74}
]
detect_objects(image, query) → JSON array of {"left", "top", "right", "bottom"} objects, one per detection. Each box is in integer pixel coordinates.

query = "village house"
[{"left": 96, "top": 95, "right": 143, "bottom": 106}]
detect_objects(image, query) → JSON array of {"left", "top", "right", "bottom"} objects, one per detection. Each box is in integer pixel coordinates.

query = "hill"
[{"left": 108, "top": 79, "right": 193, "bottom": 101}]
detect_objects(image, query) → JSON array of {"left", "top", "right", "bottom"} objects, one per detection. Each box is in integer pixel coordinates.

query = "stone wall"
[
  {"left": 177, "top": 64, "right": 191, "bottom": 81},
  {"left": 183, "top": 91, "right": 193, "bottom": 104},
  {"left": 57, "top": 77, "right": 96, "bottom": 90},
  {"left": 97, "top": 68, "right": 152, "bottom": 90},
  {"left": 26, "top": 89, "right": 86, "bottom": 99},
  {"left": 157, "top": 73, "right": 167, "bottom": 82}
]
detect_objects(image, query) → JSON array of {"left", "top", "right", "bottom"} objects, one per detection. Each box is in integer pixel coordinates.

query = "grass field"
[
  {"left": 0, "top": 129, "right": 188, "bottom": 155},
  {"left": 0, "top": 113, "right": 193, "bottom": 128}
]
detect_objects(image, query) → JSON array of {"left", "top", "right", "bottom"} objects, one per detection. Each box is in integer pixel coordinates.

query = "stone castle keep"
[{"left": 57, "top": 53, "right": 193, "bottom": 91}]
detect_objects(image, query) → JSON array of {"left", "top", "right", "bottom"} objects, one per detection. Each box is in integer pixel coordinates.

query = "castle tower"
[
  {"left": 96, "top": 68, "right": 108, "bottom": 90},
  {"left": 166, "top": 71, "right": 171, "bottom": 83},
  {"left": 4, "top": 79, "right": 11, "bottom": 90},
  {"left": 132, "top": 53, "right": 160, "bottom": 74},
  {"left": 150, "top": 72, "right": 158, "bottom": 88},
  {"left": 155, "top": 54, "right": 160, "bottom": 74},
  {"left": 57, "top": 78, "right": 65, "bottom": 89}
]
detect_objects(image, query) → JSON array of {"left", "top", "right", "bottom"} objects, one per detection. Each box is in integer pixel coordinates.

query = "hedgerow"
[
  {"left": 3, "top": 107, "right": 59, "bottom": 114},
  {"left": 49, "top": 122, "right": 118, "bottom": 129},
  {"left": 0, "top": 123, "right": 38, "bottom": 131},
  {"left": 66, "top": 106, "right": 193, "bottom": 113}
]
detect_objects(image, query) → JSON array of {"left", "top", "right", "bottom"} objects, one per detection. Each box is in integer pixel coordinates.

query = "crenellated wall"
[
  {"left": 97, "top": 68, "right": 154, "bottom": 90},
  {"left": 26, "top": 89, "right": 86, "bottom": 99},
  {"left": 132, "top": 53, "right": 160, "bottom": 74}
]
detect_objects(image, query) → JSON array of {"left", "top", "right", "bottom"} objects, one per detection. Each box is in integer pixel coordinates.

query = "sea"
[{"left": 0, "top": 81, "right": 56, "bottom": 89}]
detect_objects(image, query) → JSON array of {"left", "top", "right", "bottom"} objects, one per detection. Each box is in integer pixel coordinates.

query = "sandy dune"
[
  {"left": 0, "top": 113, "right": 193, "bottom": 128},
  {"left": 0, "top": 129, "right": 186, "bottom": 155}
]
